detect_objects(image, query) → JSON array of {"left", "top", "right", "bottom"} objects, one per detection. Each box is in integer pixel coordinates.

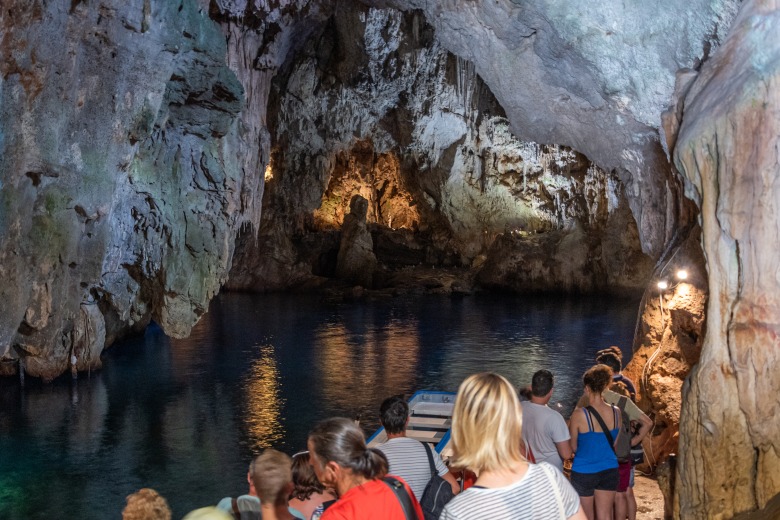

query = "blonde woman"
[{"left": 441, "top": 373, "right": 585, "bottom": 520}]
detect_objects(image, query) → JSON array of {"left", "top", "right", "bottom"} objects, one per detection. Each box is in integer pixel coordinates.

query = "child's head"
[{"left": 251, "top": 449, "right": 293, "bottom": 506}]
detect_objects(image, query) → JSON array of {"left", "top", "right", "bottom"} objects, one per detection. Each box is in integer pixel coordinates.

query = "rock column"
[{"left": 674, "top": 1, "right": 780, "bottom": 517}]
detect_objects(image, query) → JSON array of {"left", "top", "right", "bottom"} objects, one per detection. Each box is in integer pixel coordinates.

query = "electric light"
[
  {"left": 657, "top": 280, "right": 668, "bottom": 290},
  {"left": 677, "top": 269, "right": 688, "bottom": 280}
]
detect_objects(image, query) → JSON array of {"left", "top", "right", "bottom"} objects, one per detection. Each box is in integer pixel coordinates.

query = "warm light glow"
[
  {"left": 244, "top": 345, "right": 284, "bottom": 450},
  {"left": 264, "top": 164, "right": 273, "bottom": 182},
  {"left": 677, "top": 269, "right": 688, "bottom": 280},
  {"left": 316, "top": 322, "right": 420, "bottom": 413},
  {"left": 657, "top": 280, "right": 668, "bottom": 290}
]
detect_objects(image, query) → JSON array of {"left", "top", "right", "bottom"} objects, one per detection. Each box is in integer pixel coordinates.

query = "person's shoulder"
[
  {"left": 441, "top": 487, "right": 481, "bottom": 516},
  {"left": 535, "top": 461, "right": 563, "bottom": 475}
]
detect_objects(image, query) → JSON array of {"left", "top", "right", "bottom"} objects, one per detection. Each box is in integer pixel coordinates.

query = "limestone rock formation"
[
  {"left": 335, "top": 195, "right": 377, "bottom": 287},
  {"left": 229, "top": 6, "right": 654, "bottom": 294},
  {"left": 623, "top": 227, "right": 708, "bottom": 475},
  {"left": 363, "top": 0, "right": 740, "bottom": 258},
  {"left": 0, "top": 1, "right": 247, "bottom": 378},
  {"left": 476, "top": 179, "right": 654, "bottom": 294},
  {"left": 673, "top": 1, "right": 780, "bottom": 516}
]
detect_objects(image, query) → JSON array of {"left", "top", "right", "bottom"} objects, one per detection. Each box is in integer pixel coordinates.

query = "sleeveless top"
[{"left": 571, "top": 406, "right": 619, "bottom": 474}]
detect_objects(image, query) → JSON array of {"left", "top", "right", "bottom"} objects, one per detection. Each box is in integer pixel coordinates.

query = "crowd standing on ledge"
[{"left": 121, "top": 346, "right": 652, "bottom": 520}]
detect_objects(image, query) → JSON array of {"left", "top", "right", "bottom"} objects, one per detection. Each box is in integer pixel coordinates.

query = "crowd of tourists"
[{"left": 122, "top": 346, "right": 652, "bottom": 520}]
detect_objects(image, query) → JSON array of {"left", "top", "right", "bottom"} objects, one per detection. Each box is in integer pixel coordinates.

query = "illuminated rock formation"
[{"left": 673, "top": 1, "right": 780, "bottom": 516}]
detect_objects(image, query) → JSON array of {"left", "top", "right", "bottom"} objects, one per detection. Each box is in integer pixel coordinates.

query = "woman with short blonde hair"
[{"left": 441, "top": 373, "right": 585, "bottom": 520}]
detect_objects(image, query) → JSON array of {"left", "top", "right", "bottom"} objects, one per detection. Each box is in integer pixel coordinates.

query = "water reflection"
[
  {"left": 0, "top": 293, "right": 639, "bottom": 520},
  {"left": 244, "top": 344, "right": 285, "bottom": 450},
  {"left": 317, "top": 321, "right": 420, "bottom": 414}
]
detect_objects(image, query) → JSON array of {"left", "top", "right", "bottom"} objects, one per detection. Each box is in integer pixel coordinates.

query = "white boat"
[{"left": 366, "top": 390, "right": 456, "bottom": 459}]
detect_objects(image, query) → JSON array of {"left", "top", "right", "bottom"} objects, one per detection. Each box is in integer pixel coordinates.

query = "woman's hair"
[
  {"left": 450, "top": 372, "right": 524, "bottom": 473},
  {"left": 308, "top": 417, "right": 388, "bottom": 480},
  {"left": 122, "top": 488, "right": 171, "bottom": 520},
  {"left": 583, "top": 364, "right": 614, "bottom": 393},
  {"left": 290, "top": 451, "right": 325, "bottom": 501}
]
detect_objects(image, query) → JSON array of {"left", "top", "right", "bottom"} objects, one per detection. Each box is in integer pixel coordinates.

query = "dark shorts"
[
  {"left": 617, "top": 461, "right": 631, "bottom": 492},
  {"left": 571, "top": 467, "right": 620, "bottom": 497}
]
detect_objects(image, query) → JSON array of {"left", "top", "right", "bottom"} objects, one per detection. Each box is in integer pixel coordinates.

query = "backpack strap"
[
  {"left": 586, "top": 405, "right": 616, "bottom": 455},
  {"left": 382, "top": 477, "right": 420, "bottom": 520},
  {"left": 231, "top": 497, "right": 240, "bottom": 520},
  {"left": 421, "top": 442, "right": 437, "bottom": 479}
]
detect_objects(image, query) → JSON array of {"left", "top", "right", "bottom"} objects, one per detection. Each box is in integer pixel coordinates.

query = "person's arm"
[
  {"left": 555, "top": 439, "right": 573, "bottom": 462},
  {"left": 433, "top": 448, "right": 460, "bottom": 494},
  {"left": 552, "top": 414, "right": 573, "bottom": 461},
  {"left": 442, "top": 470, "right": 460, "bottom": 495},
  {"left": 632, "top": 413, "right": 653, "bottom": 446},
  {"left": 568, "top": 408, "right": 582, "bottom": 454}
]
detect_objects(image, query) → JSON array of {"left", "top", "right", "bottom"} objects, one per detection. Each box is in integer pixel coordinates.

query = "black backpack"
[
  {"left": 614, "top": 397, "right": 632, "bottom": 463},
  {"left": 419, "top": 443, "right": 456, "bottom": 520}
]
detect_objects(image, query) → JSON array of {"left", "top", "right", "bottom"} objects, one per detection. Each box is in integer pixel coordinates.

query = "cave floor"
[{"left": 634, "top": 474, "right": 665, "bottom": 519}]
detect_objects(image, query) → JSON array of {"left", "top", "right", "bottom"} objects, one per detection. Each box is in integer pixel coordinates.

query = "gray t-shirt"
[
  {"left": 521, "top": 401, "right": 571, "bottom": 472},
  {"left": 376, "top": 436, "right": 449, "bottom": 500}
]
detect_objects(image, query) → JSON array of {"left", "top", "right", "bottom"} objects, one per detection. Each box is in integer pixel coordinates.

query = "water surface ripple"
[{"left": 0, "top": 292, "right": 639, "bottom": 519}]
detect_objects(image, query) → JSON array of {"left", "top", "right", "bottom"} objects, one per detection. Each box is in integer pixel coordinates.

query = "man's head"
[
  {"left": 379, "top": 395, "right": 408, "bottom": 435},
  {"left": 250, "top": 449, "right": 293, "bottom": 507},
  {"left": 246, "top": 458, "right": 257, "bottom": 496},
  {"left": 596, "top": 346, "right": 623, "bottom": 374},
  {"left": 531, "top": 370, "right": 554, "bottom": 398}
]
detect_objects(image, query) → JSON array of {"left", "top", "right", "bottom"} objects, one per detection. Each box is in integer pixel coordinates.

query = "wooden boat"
[{"left": 366, "top": 390, "right": 456, "bottom": 459}]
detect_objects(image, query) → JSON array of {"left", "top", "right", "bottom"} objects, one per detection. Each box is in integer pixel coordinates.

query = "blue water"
[{"left": 0, "top": 292, "right": 638, "bottom": 519}]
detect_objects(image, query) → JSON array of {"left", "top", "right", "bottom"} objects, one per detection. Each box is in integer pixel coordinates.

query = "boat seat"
[
  {"left": 406, "top": 430, "right": 446, "bottom": 443},
  {"left": 407, "top": 416, "right": 450, "bottom": 429},
  {"left": 411, "top": 402, "right": 454, "bottom": 417}
]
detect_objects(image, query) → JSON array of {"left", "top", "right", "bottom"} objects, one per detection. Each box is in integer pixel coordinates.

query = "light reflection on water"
[
  {"left": 0, "top": 292, "right": 639, "bottom": 520},
  {"left": 245, "top": 345, "right": 285, "bottom": 450}
]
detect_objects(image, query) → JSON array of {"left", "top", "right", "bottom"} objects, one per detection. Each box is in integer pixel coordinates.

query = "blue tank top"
[{"left": 571, "top": 407, "right": 619, "bottom": 474}]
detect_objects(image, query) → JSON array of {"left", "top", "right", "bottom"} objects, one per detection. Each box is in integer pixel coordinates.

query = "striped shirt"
[
  {"left": 376, "top": 437, "right": 449, "bottom": 500},
  {"left": 440, "top": 463, "right": 580, "bottom": 520}
]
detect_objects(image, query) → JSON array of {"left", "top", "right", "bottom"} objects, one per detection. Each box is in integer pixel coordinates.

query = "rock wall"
[
  {"left": 623, "top": 226, "right": 707, "bottom": 475},
  {"left": 0, "top": 1, "right": 248, "bottom": 378},
  {"left": 673, "top": 1, "right": 780, "bottom": 517},
  {"left": 364, "top": 0, "right": 740, "bottom": 258},
  {"left": 227, "top": 5, "right": 654, "bottom": 293}
]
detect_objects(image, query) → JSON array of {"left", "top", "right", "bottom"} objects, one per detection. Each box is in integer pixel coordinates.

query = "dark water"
[{"left": 0, "top": 292, "right": 639, "bottom": 519}]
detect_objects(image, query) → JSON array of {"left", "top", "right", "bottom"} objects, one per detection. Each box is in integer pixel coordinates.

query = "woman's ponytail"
[
  {"left": 356, "top": 447, "right": 388, "bottom": 479},
  {"left": 308, "top": 418, "right": 388, "bottom": 480}
]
